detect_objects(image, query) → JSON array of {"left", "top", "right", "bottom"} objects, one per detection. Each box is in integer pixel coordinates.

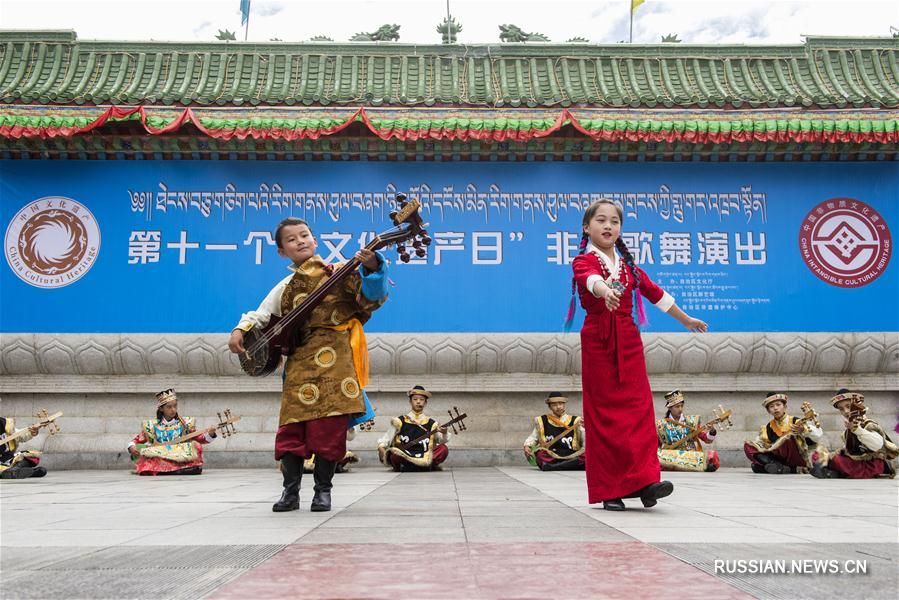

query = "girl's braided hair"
[{"left": 564, "top": 199, "right": 645, "bottom": 331}]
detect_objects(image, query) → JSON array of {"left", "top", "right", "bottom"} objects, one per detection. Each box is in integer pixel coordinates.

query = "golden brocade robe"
[
  {"left": 656, "top": 415, "right": 712, "bottom": 472},
  {"left": 279, "top": 256, "right": 386, "bottom": 425},
  {"left": 137, "top": 417, "right": 201, "bottom": 463}
]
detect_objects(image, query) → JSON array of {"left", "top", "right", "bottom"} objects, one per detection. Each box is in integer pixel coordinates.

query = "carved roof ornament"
[
  {"left": 499, "top": 24, "right": 550, "bottom": 43},
  {"left": 437, "top": 16, "right": 462, "bottom": 44},
  {"left": 350, "top": 24, "right": 401, "bottom": 42}
]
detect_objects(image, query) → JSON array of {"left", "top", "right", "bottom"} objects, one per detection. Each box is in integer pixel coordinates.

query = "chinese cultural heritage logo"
[
  {"left": 5, "top": 197, "right": 101, "bottom": 288},
  {"left": 798, "top": 198, "right": 891, "bottom": 288}
]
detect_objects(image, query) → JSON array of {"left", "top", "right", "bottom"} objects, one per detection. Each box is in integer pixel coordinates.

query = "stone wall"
[{"left": 1, "top": 332, "right": 896, "bottom": 470}]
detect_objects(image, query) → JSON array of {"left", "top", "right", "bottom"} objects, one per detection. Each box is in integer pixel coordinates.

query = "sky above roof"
[{"left": 2, "top": 0, "right": 897, "bottom": 45}]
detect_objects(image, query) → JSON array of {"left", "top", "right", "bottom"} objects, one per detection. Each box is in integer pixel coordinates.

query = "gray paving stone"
[
  {"left": 0, "top": 545, "right": 285, "bottom": 600},
  {"left": 2, "top": 467, "right": 896, "bottom": 599},
  {"left": 656, "top": 543, "right": 899, "bottom": 600}
]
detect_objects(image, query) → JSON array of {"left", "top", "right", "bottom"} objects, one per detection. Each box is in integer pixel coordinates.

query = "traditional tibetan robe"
[
  {"left": 828, "top": 419, "right": 898, "bottom": 479},
  {"left": 743, "top": 414, "right": 826, "bottom": 472},
  {"left": 379, "top": 412, "right": 450, "bottom": 471},
  {"left": 130, "top": 417, "right": 213, "bottom": 475},
  {"left": 524, "top": 414, "right": 585, "bottom": 470},
  {"left": 237, "top": 254, "right": 388, "bottom": 463},
  {"left": 279, "top": 257, "right": 385, "bottom": 425},
  {"left": 573, "top": 247, "right": 674, "bottom": 503},
  {"left": 657, "top": 415, "right": 716, "bottom": 472},
  {"left": 0, "top": 417, "right": 42, "bottom": 476}
]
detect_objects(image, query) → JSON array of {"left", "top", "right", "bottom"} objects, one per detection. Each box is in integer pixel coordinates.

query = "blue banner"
[{"left": 2, "top": 161, "right": 896, "bottom": 333}]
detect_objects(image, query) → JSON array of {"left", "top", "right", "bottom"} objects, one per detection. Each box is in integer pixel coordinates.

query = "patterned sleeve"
[
  {"left": 655, "top": 421, "right": 667, "bottom": 446},
  {"left": 128, "top": 429, "right": 147, "bottom": 449}
]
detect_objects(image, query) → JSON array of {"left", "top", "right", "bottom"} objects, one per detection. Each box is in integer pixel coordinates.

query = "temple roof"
[{"left": 1, "top": 31, "right": 897, "bottom": 109}]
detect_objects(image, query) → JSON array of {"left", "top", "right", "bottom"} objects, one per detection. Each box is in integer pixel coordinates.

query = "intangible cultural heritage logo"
[
  {"left": 798, "top": 198, "right": 891, "bottom": 288},
  {"left": 4, "top": 197, "right": 101, "bottom": 288}
]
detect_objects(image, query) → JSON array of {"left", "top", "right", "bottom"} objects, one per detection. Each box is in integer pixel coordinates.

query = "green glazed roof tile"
[{"left": 0, "top": 31, "right": 897, "bottom": 108}]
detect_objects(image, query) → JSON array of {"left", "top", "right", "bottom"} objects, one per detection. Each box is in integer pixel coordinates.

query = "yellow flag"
[{"left": 632, "top": 0, "right": 645, "bottom": 12}]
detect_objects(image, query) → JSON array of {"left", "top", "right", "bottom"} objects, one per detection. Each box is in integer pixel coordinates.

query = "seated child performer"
[
  {"left": 0, "top": 416, "right": 46, "bottom": 479},
  {"left": 127, "top": 389, "right": 217, "bottom": 475},
  {"left": 656, "top": 389, "right": 720, "bottom": 472},
  {"left": 812, "top": 389, "right": 897, "bottom": 479},
  {"left": 743, "top": 392, "right": 824, "bottom": 474},
  {"left": 523, "top": 392, "right": 585, "bottom": 471},
  {"left": 377, "top": 385, "right": 450, "bottom": 472}
]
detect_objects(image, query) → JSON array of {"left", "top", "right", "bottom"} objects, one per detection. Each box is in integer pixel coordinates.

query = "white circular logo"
[
  {"left": 5, "top": 197, "right": 101, "bottom": 288},
  {"left": 798, "top": 198, "right": 891, "bottom": 288}
]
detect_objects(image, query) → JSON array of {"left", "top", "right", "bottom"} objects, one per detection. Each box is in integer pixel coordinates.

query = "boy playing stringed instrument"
[
  {"left": 127, "top": 389, "right": 218, "bottom": 475},
  {"left": 523, "top": 392, "right": 585, "bottom": 471},
  {"left": 656, "top": 390, "right": 726, "bottom": 473},
  {"left": 377, "top": 385, "right": 456, "bottom": 472},
  {"left": 743, "top": 392, "right": 827, "bottom": 474},
  {"left": 811, "top": 389, "right": 897, "bottom": 479},
  {"left": 0, "top": 410, "right": 59, "bottom": 479},
  {"left": 229, "top": 217, "right": 391, "bottom": 512}
]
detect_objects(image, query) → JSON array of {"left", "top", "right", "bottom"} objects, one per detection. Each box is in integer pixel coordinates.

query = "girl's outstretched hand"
[
  {"left": 684, "top": 317, "right": 708, "bottom": 333},
  {"left": 603, "top": 287, "right": 622, "bottom": 311}
]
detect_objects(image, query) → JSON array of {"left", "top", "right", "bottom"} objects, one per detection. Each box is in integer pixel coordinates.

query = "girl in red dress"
[{"left": 569, "top": 199, "right": 708, "bottom": 511}]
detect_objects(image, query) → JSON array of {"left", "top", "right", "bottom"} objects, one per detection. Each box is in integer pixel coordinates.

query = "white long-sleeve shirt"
[
  {"left": 15, "top": 428, "right": 33, "bottom": 444},
  {"left": 234, "top": 272, "right": 295, "bottom": 332},
  {"left": 1, "top": 427, "right": 33, "bottom": 449},
  {"left": 849, "top": 422, "right": 885, "bottom": 451},
  {"left": 804, "top": 423, "right": 824, "bottom": 442},
  {"left": 377, "top": 412, "right": 451, "bottom": 448}
]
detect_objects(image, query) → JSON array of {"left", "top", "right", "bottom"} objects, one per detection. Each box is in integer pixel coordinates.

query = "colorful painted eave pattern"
[
  {"left": 1, "top": 105, "right": 897, "bottom": 145},
  {"left": 0, "top": 32, "right": 898, "bottom": 109}
]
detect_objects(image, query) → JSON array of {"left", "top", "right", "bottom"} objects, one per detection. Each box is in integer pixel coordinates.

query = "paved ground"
[{"left": 1, "top": 467, "right": 896, "bottom": 599}]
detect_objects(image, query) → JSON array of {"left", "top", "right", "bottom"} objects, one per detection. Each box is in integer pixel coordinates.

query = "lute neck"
[{"left": 401, "top": 415, "right": 464, "bottom": 451}]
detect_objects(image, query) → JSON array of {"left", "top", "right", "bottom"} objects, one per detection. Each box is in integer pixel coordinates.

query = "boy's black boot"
[
  {"left": 272, "top": 454, "right": 302, "bottom": 512},
  {"left": 311, "top": 457, "right": 337, "bottom": 512}
]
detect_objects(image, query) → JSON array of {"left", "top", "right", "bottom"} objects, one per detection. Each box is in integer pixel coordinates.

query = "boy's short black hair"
[{"left": 275, "top": 218, "right": 313, "bottom": 248}]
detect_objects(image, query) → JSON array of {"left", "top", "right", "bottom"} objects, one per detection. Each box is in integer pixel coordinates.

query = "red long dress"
[{"left": 573, "top": 251, "right": 668, "bottom": 503}]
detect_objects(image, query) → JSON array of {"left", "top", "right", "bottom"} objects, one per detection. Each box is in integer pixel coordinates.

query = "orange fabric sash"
[
  {"left": 769, "top": 415, "right": 793, "bottom": 439},
  {"left": 330, "top": 318, "right": 369, "bottom": 388}
]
